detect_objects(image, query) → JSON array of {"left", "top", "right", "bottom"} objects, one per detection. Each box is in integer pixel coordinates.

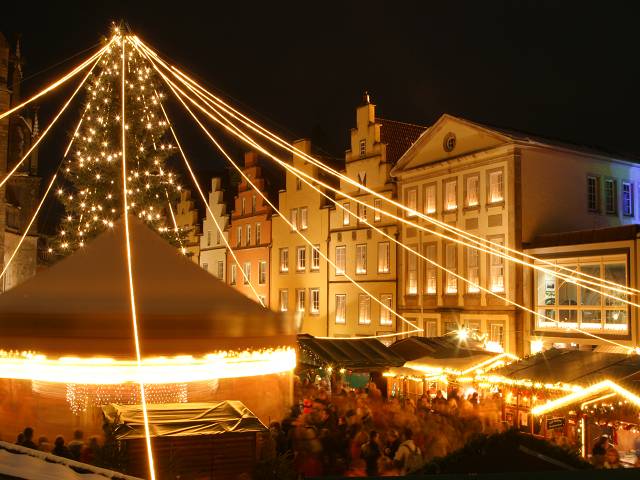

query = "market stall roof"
[
  {"left": 298, "top": 334, "right": 405, "bottom": 370},
  {"left": 389, "top": 335, "right": 492, "bottom": 362},
  {"left": 0, "top": 217, "right": 295, "bottom": 357},
  {"left": 493, "top": 348, "right": 640, "bottom": 389},
  {"left": 102, "top": 401, "right": 267, "bottom": 440}
]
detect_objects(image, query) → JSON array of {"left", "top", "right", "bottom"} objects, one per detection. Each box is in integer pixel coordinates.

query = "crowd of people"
[
  {"left": 266, "top": 378, "right": 503, "bottom": 477},
  {"left": 15, "top": 427, "right": 102, "bottom": 465}
]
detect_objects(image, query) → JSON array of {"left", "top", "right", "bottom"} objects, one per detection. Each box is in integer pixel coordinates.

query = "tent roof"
[
  {"left": 389, "top": 335, "right": 490, "bottom": 362},
  {"left": 0, "top": 217, "right": 294, "bottom": 358},
  {"left": 493, "top": 348, "right": 640, "bottom": 388},
  {"left": 102, "top": 401, "right": 267, "bottom": 440},
  {"left": 298, "top": 334, "right": 405, "bottom": 370}
]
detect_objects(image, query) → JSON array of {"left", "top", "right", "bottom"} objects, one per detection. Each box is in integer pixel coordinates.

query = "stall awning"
[
  {"left": 389, "top": 336, "right": 491, "bottom": 362},
  {"left": 298, "top": 334, "right": 405, "bottom": 370},
  {"left": 102, "top": 401, "right": 267, "bottom": 440}
]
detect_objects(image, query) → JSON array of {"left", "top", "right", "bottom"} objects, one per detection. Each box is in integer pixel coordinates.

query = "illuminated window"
[
  {"left": 335, "top": 294, "right": 346, "bottom": 324},
  {"left": 290, "top": 208, "right": 298, "bottom": 230},
  {"left": 296, "top": 177, "right": 303, "bottom": 190},
  {"left": 465, "top": 175, "right": 479, "bottom": 207},
  {"left": 358, "top": 294, "right": 371, "bottom": 324},
  {"left": 425, "top": 321, "right": 437, "bottom": 337},
  {"left": 280, "top": 289, "right": 288, "bottom": 312},
  {"left": 343, "top": 202, "right": 350, "bottom": 225},
  {"left": 407, "top": 247, "right": 417, "bottom": 295},
  {"left": 335, "top": 245, "right": 346, "bottom": 275},
  {"left": 424, "top": 184, "right": 436, "bottom": 214},
  {"left": 296, "top": 246, "right": 306, "bottom": 271},
  {"left": 357, "top": 203, "right": 367, "bottom": 222},
  {"left": 252, "top": 194, "right": 256, "bottom": 213},
  {"left": 241, "top": 198, "right": 246, "bottom": 215},
  {"left": 236, "top": 226, "right": 242, "bottom": 247},
  {"left": 217, "top": 261, "right": 224, "bottom": 279},
  {"left": 445, "top": 243, "right": 457, "bottom": 294},
  {"left": 489, "top": 237, "right": 505, "bottom": 293},
  {"left": 207, "top": 231, "right": 211, "bottom": 246},
  {"left": 311, "top": 245, "right": 320, "bottom": 271},
  {"left": 356, "top": 244, "right": 367, "bottom": 274},
  {"left": 490, "top": 324, "right": 504, "bottom": 347},
  {"left": 406, "top": 188, "right": 418, "bottom": 216},
  {"left": 359, "top": 139, "right": 366, "bottom": 157},
  {"left": 378, "top": 242, "right": 390, "bottom": 273},
  {"left": 243, "top": 262, "right": 251, "bottom": 284},
  {"left": 374, "top": 198, "right": 382, "bottom": 222},
  {"left": 230, "top": 264, "right": 237, "bottom": 285},
  {"left": 604, "top": 179, "right": 616, "bottom": 214},
  {"left": 300, "top": 207, "right": 308, "bottom": 230},
  {"left": 279, "top": 248, "right": 289, "bottom": 273},
  {"left": 296, "top": 289, "right": 305, "bottom": 312},
  {"left": 466, "top": 247, "right": 480, "bottom": 293},
  {"left": 424, "top": 243, "right": 437, "bottom": 294},
  {"left": 256, "top": 223, "right": 261, "bottom": 244},
  {"left": 488, "top": 170, "right": 504, "bottom": 203},
  {"left": 444, "top": 180, "right": 457, "bottom": 211},
  {"left": 380, "top": 294, "right": 393, "bottom": 326},
  {"left": 622, "top": 182, "right": 633, "bottom": 216},
  {"left": 246, "top": 224, "right": 251, "bottom": 245},
  {"left": 259, "top": 261, "right": 267, "bottom": 284},
  {"left": 216, "top": 231, "right": 221, "bottom": 245},
  {"left": 310, "top": 288, "right": 320, "bottom": 314},
  {"left": 587, "top": 176, "right": 599, "bottom": 212}
]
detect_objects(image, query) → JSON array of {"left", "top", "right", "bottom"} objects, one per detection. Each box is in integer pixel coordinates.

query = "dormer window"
[{"left": 359, "top": 139, "right": 366, "bottom": 157}]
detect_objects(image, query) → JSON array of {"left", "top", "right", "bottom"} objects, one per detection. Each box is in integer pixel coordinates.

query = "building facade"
[
  {"left": 270, "top": 139, "right": 331, "bottom": 336},
  {"left": 392, "top": 114, "right": 640, "bottom": 355},
  {"left": 199, "top": 177, "right": 229, "bottom": 281},
  {"left": 227, "top": 152, "right": 272, "bottom": 306},
  {"left": 174, "top": 189, "right": 200, "bottom": 263},
  {"left": 327, "top": 96, "right": 426, "bottom": 337},
  {"left": 0, "top": 34, "right": 41, "bottom": 292}
]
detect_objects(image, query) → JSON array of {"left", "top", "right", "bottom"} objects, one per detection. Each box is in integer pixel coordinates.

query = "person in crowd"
[
  {"left": 15, "top": 433, "right": 24, "bottom": 446},
  {"left": 20, "top": 427, "right": 37, "bottom": 450},
  {"left": 52, "top": 436, "right": 72, "bottom": 459},
  {"left": 394, "top": 427, "right": 423, "bottom": 475},
  {"left": 350, "top": 429, "right": 368, "bottom": 463},
  {"left": 37, "top": 436, "right": 51, "bottom": 452},
  {"left": 361, "top": 430, "right": 382, "bottom": 477},
  {"left": 68, "top": 429, "right": 85, "bottom": 460},
  {"left": 384, "top": 429, "right": 401, "bottom": 460},
  {"left": 81, "top": 437, "right": 101, "bottom": 465},
  {"left": 603, "top": 446, "right": 623, "bottom": 469},
  {"left": 269, "top": 422, "right": 288, "bottom": 456},
  {"left": 591, "top": 434, "right": 610, "bottom": 467},
  {"left": 378, "top": 455, "right": 400, "bottom": 476}
]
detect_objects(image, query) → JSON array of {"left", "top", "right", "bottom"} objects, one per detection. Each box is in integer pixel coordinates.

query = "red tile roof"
[{"left": 377, "top": 117, "right": 428, "bottom": 165}]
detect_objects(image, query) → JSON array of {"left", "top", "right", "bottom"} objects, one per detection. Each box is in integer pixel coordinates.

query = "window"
[
  {"left": 380, "top": 294, "right": 393, "bottom": 326},
  {"left": 406, "top": 188, "right": 418, "bottom": 216},
  {"left": 230, "top": 264, "right": 237, "bottom": 285},
  {"left": 217, "top": 261, "right": 224, "bottom": 279},
  {"left": 359, "top": 139, "right": 366, "bottom": 157},
  {"left": 489, "top": 237, "right": 505, "bottom": 293},
  {"left": 259, "top": 261, "right": 267, "bottom": 284},
  {"left": 406, "top": 247, "right": 417, "bottom": 295},
  {"left": 290, "top": 208, "right": 298, "bottom": 230},
  {"left": 587, "top": 176, "right": 599, "bottom": 212},
  {"left": 256, "top": 223, "right": 261, "bottom": 244},
  {"left": 296, "top": 289, "right": 305, "bottom": 312},
  {"left": 622, "top": 182, "right": 633, "bottom": 216},
  {"left": 207, "top": 231, "right": 211, "bottom": 246},
  {"left": 425, "top": 321, "right": 437, "bottom": 337},
  {"left": 535, "top": 256, "right": 628, "bottom": 333},
  {"left": 465, "top": 175, "right": 479, "bottom": 207},
  {"left": 296, "top": 177, "right": 303, "bottom": 190},
  {"left": 236, "top": 226, "right": 242, "bottom": 247},
  {"left": 296, "top": 246, "right": 306, "bottom": 271},
  {"left": 300, "top": 207, "right": 308, "bottom": 230},
  {"left": 202, "top": 263, "right": 208, "bottom": 271},
  {"left": 374, "top": 198, "right": 382, "bottom": 222},
  {"left": 246, "top": 224, "right": 251, "bottom": 245},
  {"left": 444, "top": 180, "right": 457, "bottom": 211},
  {"left": 252, "top": 194, "right": 257, "bottom": 213},
  {"left": 358, "top": 294, "right": 371, "bottom": 324},
  {"left": 488, "top": 170, "right": 504, "bottom": 203},
  {"left": 310, "top": 288, "right": 320, "bottom": 314},
  {"left": 467, "top": 247, "right": 480, "bottom": 293},
  {"left": 311, "top": 245, "right": 320, "bottom": 271},
  {"left": 378, "top": 242, "right": 390, "bottom": 273},
  {"left": 424, "top": 243, "right": 437, "bottom": 294},
  {"left": 335, "top": 245, "right": 346, "bottom": 275},
  {"left": 424, "top": 184, "right": 436, "bottom": 214},
  {"left": 241, "top": 198, "right": 246, "bottom": 215},
  {"left": 356, "top": 244, "right": 367, "bottom": 274},
  {"left": 243, "top": 262, "right": 251, "bottom": 284},
  {"left": 604, "top": 179, "right": 616, "bottom": 214},
  {"left": 445, "top": 243, "right": 457, "bottom": 294},
  {"left": 357, "top": 203, "right": 367, "bottom": 222},
  {"left": 280, "top": 289, "right": 288, "bottom": 312},
  {"left": 335, "top": 294, "right": 346, "bottom": 324},
  {"left": 358, "top": 172, "right": 367, "bottom": 187},
  {"left": 489, "top": 324, "right": 504, "bottom": 347},
  {"left": 342, "top": 203, "right": 350, "bottom": 225},
  {"left": 279, "top": 248, "right": 289, "bottom": 272},
  {"left": 216, "top": 231, "right": 221, "bottom": 245}
]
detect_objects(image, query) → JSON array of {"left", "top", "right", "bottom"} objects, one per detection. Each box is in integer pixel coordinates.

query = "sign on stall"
[{"left": 546, "top": 417, "right": 566, "bottom": 430}]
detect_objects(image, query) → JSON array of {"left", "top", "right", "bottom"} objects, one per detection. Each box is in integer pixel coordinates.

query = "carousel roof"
[{"left": 0, "top": 217, "right": 294, "bottom": 358}]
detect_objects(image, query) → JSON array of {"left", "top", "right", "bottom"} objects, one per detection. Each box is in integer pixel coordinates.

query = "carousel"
[{"left": 0, "top": 217, "right": 296, "bottom": 441}]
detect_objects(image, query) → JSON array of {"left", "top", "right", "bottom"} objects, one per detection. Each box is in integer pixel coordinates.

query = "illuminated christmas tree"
[{"left": 55, "top": 36, "right": 184, "bottom": 253}]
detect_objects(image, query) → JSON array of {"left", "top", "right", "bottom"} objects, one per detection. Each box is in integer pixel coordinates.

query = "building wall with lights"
[
  {"left": 175, "top": 188, "right": 200, "bottom": 262},
  {"left": 270, "top": 139, "right": 331, "bottom": 336},
  {"left": 227, "top": 151, "right": 272, "bottom": 306},
  {"left": 199, "top": 177, "right": 229, "bottom": 281}
]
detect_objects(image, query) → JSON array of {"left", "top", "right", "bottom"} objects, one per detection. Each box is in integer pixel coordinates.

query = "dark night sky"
[{"left": 2, "top": 0, "right": 639, "bottom": 184}]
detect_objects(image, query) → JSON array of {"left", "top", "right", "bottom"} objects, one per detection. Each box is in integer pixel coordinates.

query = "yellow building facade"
[{"left": 175, "top": 189, "right": 201, "bottom": 263}]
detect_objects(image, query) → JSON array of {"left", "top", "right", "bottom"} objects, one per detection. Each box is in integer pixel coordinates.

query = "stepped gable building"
[
  {"left": 0, "top": 33, "right": 41, "bottom": 292},
  {"left": 174, "top": 188, "right": 201, "bottom": 263},
  {"left": 200, "top": 177, "right": 230, "bottom": 281}
]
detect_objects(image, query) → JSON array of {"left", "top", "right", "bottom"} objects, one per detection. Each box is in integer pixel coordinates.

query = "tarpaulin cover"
[
  {"left": 0, "top": 216, "right": 295, "bottom": 357},
  {"left": 389, "top": 336, "right": 489, "bottom": 362},
  {"left": 102, "top": 401, "right": 268, "bottom": 440}
]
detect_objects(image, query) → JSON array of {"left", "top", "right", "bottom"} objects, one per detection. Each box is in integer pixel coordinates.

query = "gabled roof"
[
  {"left": 0, "top": 216, "right": 294, "bottom": 358},
  {"left": 377, "top": 118, "right": 428, "bottom": 165}
]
